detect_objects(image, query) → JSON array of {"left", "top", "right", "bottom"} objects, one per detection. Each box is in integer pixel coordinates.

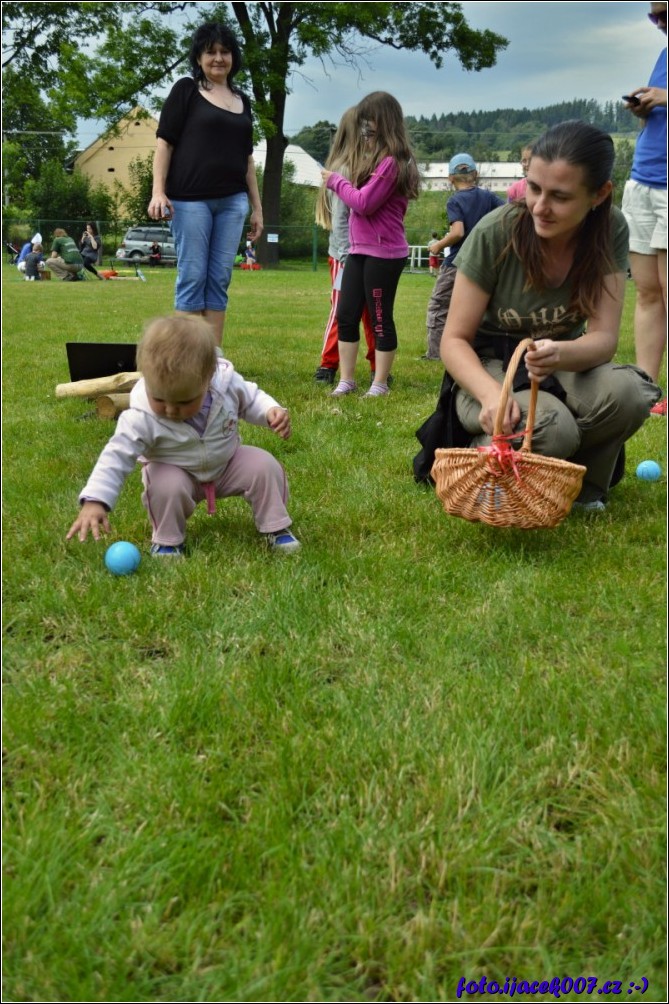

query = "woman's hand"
[
  {"left": 266, "top": 407, "right": 291, "bottom": 440},
  {"left": 147, "top": 195, "right": 173, "bottom": 221},
  {"left": 66, "top": 501, "right": 111, "bottom": 542},
  {"left": 247, "top": 209, "right": 263, "bottom": 242},
  {"left": 321, "top": 169, "right": 332, "bottom": 185},
  {"left": 524, "top": 339, "right": 560, "bottom": 382},
  {"left": 478, "top": 390, "right": 521, "bottom": 437}
]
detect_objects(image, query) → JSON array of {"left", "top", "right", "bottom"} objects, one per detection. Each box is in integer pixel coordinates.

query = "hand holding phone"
[{"left": 622, "top": 94, "right": 641, "bottom": 107}]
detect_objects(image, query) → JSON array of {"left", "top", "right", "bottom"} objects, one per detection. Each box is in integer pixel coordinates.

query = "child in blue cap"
[{"left": 423, "top": 153, "right": 503, "bottom": 360}]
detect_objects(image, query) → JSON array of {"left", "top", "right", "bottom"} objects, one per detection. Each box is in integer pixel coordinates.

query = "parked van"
[{"left": 116, "top": 225, "right": 176, "bottom": 260}]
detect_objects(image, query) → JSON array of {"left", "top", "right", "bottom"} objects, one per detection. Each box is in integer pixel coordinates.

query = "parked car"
[{"left": 115, "top": 225, "right": 176, "bottom": 260}]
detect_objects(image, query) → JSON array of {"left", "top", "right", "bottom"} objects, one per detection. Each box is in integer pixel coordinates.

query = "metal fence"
[{"left": 5, "top": 219, "right": 435, "bottom": 271}]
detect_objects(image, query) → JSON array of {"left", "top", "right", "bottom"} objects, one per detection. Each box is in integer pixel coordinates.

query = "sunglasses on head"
[{"left": 648, "top": 9, "right": 667, "bottom": 24}]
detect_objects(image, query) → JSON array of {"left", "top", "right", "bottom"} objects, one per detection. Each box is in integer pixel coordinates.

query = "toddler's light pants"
[{"left": 141, "top": 445, "right": 291, "bottom": 546}]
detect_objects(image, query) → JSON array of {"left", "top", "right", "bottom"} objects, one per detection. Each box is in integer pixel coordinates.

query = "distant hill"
[{"left": 290, "top": 99, "right": 639, "bottom": 164}]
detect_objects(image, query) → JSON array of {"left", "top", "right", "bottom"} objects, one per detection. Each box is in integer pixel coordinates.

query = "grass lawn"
[{"left": 2, "top": 259, "right": 666, "bottom": 1003}]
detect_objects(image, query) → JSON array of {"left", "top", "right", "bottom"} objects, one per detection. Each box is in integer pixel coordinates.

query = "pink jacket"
[
  {"left": 506, "top": 177, "right": 527, "bottom": 203},
  {"left": 326, "top": 156, "right": 408, "bottom": 259}
]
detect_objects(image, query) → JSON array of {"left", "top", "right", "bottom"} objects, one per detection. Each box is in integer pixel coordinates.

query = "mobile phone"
[{"left": 622, "top": 94, "right": 641, "bottom": 106}]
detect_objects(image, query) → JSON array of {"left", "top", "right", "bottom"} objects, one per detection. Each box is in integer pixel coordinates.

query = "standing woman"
[
  {"left": 435, "top": 121, "right": 660, "bottom": 509},
  {"left": 313, "top": 107, "right": 377, "bottom": 386},
  {"left": 80, "top": 222, "right": 103, "bottom": 279},
  {"left": 322, "top": 92, "right": 420, "bottom": 398},
  {"left": 148, "top": 22, "right": 262, "bottom": 347}
]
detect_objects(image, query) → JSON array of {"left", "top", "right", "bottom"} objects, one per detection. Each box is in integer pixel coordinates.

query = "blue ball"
[
  {"left": 105, "top": 541, "right": 141, "bottom": 575},
  {"left": 636, "top": 460, "right": 662, "bottom": 481}
]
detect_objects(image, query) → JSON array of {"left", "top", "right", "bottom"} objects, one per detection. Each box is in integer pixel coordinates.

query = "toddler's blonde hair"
[{"left": 137, "top": 315, "right": 217, "bottom": 389}]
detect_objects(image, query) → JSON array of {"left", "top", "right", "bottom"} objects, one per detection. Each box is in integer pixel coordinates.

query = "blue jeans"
[{"left": 170, "top": 193, "right": 248, "bottom": 312}]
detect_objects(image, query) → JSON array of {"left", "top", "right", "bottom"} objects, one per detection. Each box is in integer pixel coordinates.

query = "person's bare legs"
[
  {"left": 371, "top": 349, "right": 395, "bottom": 386},
  {"left": 337, "top": 341, "right": 359, "bottom": 383},
  {"left": 630, "top": 250, "right": 667, "bottom": 382},
  {"left": 175, "top": 309, "right": 225, "bottom": 348},
  {"left": 204, "top": 309, "right": 225, "bottom": 348}
]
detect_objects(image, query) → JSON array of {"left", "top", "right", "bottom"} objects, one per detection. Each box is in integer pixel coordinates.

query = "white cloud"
[
  {"left": 282, "top": 0, "right": 661, "bottom": 130},
  {"left": 75, "top": 1, "right": 663, "bottom": 144}
]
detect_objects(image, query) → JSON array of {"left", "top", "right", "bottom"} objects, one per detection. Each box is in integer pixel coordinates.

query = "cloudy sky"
[
  {"left": 280, "top": 0, "right": 663, "bottom": 132},
  {"left": 75, "top": 1, "right": 665, "bottom": 147}
]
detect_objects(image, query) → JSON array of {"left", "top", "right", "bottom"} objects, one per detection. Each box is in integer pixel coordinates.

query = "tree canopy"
[{"left": 2, "top": 2, "right": 508, "bottom": 261}]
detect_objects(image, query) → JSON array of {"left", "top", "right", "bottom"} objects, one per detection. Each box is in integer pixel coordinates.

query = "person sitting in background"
[
  {"left": 46, "top": 228, "right": 84, "bottom": 281},
  {"left": 148, "top": 242, "right": 162, "bottom": 265},
  {"left": 23, "top": 243, "right": 45, "bottom": 280},
  {"left": 16, "top": 232, "right": 42, "bottom": 273},
  {"left": 423, "top": 154, "right": 502, "bottom": 361},
  {"left": 415, "top": 121, "right": 661, "bottom": 510},
  {"left": 506, "top": 145, "right": 533, "bottom": 202}
]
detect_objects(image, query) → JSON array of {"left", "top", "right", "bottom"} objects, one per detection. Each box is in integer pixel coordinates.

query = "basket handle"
[{"left": 493, "top": 337, "right": 538, "bottom": 452}]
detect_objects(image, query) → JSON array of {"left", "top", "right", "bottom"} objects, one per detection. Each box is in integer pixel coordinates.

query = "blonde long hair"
[{"left": 315, "top": 107, "right": 366, "bottom": 230}]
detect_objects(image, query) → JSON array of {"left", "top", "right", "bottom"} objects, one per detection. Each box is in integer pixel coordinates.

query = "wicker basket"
[{"left": 431, "top": 337, "right": 586, "bottom": 529}]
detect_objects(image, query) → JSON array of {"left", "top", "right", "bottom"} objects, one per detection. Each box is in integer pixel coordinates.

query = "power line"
[{"left": 3, "top": 130, "right": 67, "bottom": 135}]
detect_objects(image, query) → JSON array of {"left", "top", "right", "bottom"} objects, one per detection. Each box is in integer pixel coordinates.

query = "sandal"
[
  {"left": 331, "top": 379, "right": 357, "bottom": 397},
  {"left": 363, "top": 382, "right": 390, "bottom": 398}
]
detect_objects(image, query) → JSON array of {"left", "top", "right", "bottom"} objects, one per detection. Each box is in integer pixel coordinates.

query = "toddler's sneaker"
[
  {"left": 650, "top": 397, "right": 667, "bottom": 417},
  {"left": 265, "top": 530, "right": 301, "bottom": 553},
  {"left": 150, "top": 543, "right": 185, "bottom": 557}
]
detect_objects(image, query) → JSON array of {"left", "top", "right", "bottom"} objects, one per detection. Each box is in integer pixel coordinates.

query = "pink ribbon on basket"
[{"left": 477, "top": 430, "right": 529, "bottom": 482}]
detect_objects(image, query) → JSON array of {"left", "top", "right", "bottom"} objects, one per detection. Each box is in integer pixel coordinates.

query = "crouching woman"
[{"left": 417, "top": 120, "right": 660, "bottom": 510}]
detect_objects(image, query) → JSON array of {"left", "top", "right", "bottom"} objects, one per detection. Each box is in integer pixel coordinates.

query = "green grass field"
[{"left": 2, "top": 260, "right": 666, "bottom": 1003}]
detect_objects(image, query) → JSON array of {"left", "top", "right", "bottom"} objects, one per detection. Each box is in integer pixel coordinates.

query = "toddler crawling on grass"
[{"left": 66, "top": 315, "right": 300, "bottom": 555}]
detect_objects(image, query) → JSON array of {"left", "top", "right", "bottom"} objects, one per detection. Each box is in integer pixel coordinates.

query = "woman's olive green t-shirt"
[{"left": 456, "top": 203, "right": 629, "bottom": 343}]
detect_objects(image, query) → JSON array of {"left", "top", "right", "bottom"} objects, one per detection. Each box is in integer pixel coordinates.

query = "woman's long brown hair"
[
  {"left": 353, "top": 91, "right": 420, "bottom": 200},
  {"left": 503, "top": 120, "right": 617, "bottom": 318}
]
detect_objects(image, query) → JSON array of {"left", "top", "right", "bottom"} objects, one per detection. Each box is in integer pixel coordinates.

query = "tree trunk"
[{"left": 257, "top": 134, "right": 288, "bottom": 268}]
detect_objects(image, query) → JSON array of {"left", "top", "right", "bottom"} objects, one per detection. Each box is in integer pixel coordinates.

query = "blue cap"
[{"left": 448, "top": 153, "right": 477, "bottom": 174}]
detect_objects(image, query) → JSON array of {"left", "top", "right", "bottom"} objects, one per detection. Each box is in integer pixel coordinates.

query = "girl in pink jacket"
[{"left": 322, "top": 92, "right": 420, "bottom": 398}]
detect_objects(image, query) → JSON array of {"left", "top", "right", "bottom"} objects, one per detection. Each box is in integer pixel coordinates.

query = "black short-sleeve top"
[{"left": 157, "top": 77, "right": 254, "bottom": 200}]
